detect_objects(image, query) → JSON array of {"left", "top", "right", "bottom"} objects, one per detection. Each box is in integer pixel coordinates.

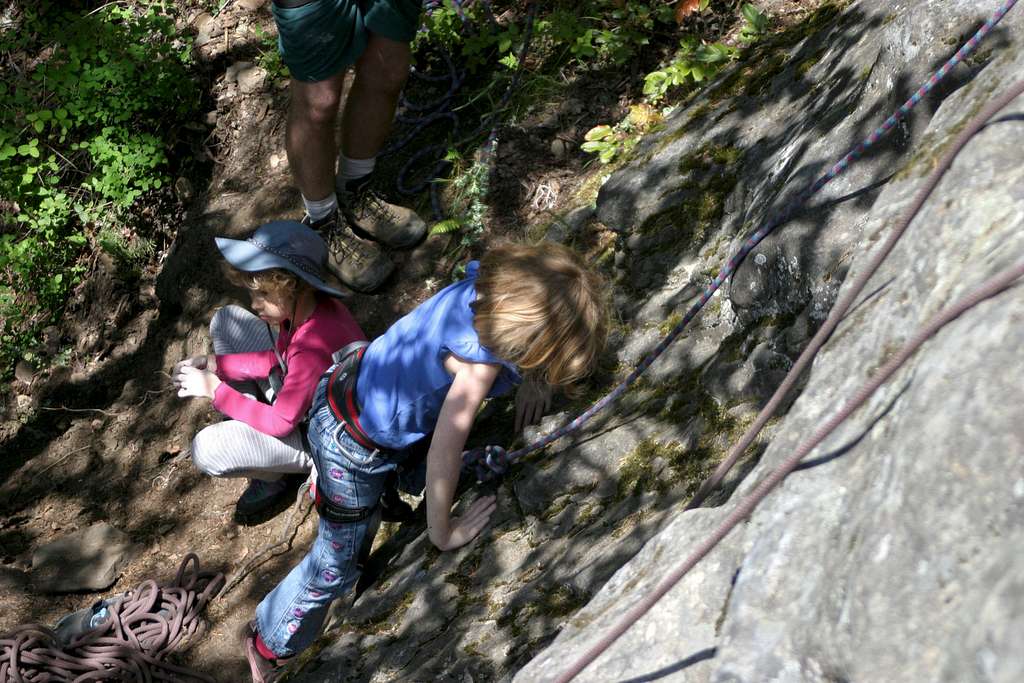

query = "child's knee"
[
  {"left": 190, "top": 426, "right": 228, "bottom": 477},
  {"left": 209, "top": 304, "right": 248, "bottom": 338}
]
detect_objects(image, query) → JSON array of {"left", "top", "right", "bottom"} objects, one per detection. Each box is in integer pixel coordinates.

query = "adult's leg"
[
  {"left": 336, "top": 31, "right": 425, "bottom": 250},
  {"left": 340, "top": 33, "right": 410, "bottom": 161},
  {"left": 287, "top": 72, "right": 348, "bottom": 203}
]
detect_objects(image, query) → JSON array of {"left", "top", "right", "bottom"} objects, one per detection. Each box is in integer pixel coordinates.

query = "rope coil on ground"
[{"left": 0, "top": 554, "right": 224, "bottom": 682}]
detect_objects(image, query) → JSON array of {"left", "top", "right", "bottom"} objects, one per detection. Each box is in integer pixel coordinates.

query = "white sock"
[
  {"left": 302, "top": 192, "right": 338, "bottom": 221},
  {"left": 337, "top": 154, "right": 376, "bottom": 185}
]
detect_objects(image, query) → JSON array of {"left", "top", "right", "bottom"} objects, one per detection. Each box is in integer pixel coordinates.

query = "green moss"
[
  {"left": 496, "top": 582, "right": 591, "bottom": 639},
  {"left": 444, "top": 543, "right": 490, "bottom": 611},
  {"left": 635, "top": 144, "right": 742, "bottom": 249},
  {"left": 893, "top": 97, "right": 984, "bottom": 181},
  {"left": 541, "top": 483, "right": 597, "bottom": 521},
  {"left": 538, "top": 583, "right": 590, "bottom": 618},
  {"left": 340, "top": 590, "right": 416, "bottom": 637},
  {"left": 567, "top": 500, "right": 604, "bottom": 537},
  {"left": 658, "top": 312, "right": 684, "bottom": 336},
  {"left": 796, "top": 55, "right": 821, "bottom": 78},
  {"left": 964, "top": 47, "right": 993, "bottom": 68},
  {"left": 617, "top": 437, "right": 686, "bottom": 499},
  {"left": 743, "top": 52, "right": 790, "bottom": 97}
]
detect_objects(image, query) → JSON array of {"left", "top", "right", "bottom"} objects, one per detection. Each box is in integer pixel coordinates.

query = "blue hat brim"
[{"left": 215, "top": 236, "right": 347, "bottom": 298}]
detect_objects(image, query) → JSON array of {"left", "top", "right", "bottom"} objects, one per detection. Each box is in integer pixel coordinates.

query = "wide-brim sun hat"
[{"left": 215, "top": 220, "right": 345, "bottom": 298}]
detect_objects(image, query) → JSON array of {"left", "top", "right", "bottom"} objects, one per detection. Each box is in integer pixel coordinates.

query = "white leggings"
[{"left": 190, "top": 306, "right": 313, "bottom": 482}]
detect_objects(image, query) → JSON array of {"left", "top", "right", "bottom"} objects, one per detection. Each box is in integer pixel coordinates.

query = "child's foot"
[
  {"left": 303, "top": 209, "right": 393, "bottom": 293},
  {"left": 379, "top": 483, "right": 415, "bottom": 523},
  {"left": 234, "top": 477, "right": 291, "bottom": 524},
  {"left": 338, "top": 177, "right": 426, "bottom": 250},
  {"left": 244, "top": 622, "right": 286, "bottom": 683}
]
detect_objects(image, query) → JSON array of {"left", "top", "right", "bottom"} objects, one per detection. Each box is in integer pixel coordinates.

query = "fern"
[{"left": 430, "top": 218, "right": 464, "bottom": 235}]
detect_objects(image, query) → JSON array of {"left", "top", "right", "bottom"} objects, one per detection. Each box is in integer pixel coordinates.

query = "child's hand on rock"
[
  {"left": 515, "top": 377, "right": 552, "bottom": 434},
  {"left": 173, "top": 365, "right": 221, "bottom": 399},
  {"left": 435, "top": 495, "right": 496, "bottom": 551}
]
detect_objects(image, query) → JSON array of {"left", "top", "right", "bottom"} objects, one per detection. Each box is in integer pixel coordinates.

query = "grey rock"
[
  {"left": 193, "top": 13, "right": 219, "bottom": 47},
  {"left": 14, "top": 360, "right": 34, "bottom": 384},
  {"left": 549, "top": 137, "right": 571, "bottom": 160},
  {"left": 523, "top": 3, "right": 1024, "bottom": 681},
  {"left": 237, "top": 65, "right": 268, "bottom": 94},
  {"left": 224, "top": 61, "right": 253, "bottom": 85},
  {"left": 31, "top": 523, "right": 137, "bottom": 593}
]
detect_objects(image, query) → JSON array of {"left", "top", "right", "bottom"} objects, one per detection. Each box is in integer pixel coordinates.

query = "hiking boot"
[
  {"left": 338, "top": 182, "right": 426, "bottom": 250},
  {"left": 302, "top": 209, "right": 393, "bottom": 293},
  {"left": 235, "top": 477, "right": 289, "bottom": 522},
  {"left": 244, "top": 622, "right": 286, "bottom": 683}
]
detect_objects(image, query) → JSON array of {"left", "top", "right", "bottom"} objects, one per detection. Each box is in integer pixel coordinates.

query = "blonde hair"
[
  {"left": 224, "top": 266, "right": 310, "bottom": 305},
  {"left": 473, "top": 242, "right": 608, "bottom": 392}
]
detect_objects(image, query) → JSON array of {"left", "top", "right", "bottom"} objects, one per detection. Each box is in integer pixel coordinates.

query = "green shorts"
[{"left": 271, "top": 0, "right": 421, "bottom": 83}]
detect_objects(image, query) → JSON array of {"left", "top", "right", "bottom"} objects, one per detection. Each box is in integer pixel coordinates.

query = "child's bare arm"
[{"left": 425, "top": 360, "right": 500, "bottom": 551}]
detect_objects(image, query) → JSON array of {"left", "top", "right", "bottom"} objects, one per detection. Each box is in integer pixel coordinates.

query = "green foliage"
[
  {"left": 581, "top": 104, "right": 663, "bottom": 165},
  {"left": 253, "top": 24, "right": 289, "bottom": 81},
  {"left": 643, "top": 37, "right": 739, "bottom": 103},
  {"left": 739, "top": 3, "right": 769, "bottom": 43},
  {"left": 433, "top": 147, "right": 492, "bottom": 268},
  {"left": 416, "top": 1, "right": 678, "bottom": 73},
  {"left": 97, "top": 226, "right": 155, "bottom": 281},
  {"left": 0, "top": 2, "right": 200, "bottom": 373},
  {"left": 542, "top": 3, "right": 676, "bottom": 66}
]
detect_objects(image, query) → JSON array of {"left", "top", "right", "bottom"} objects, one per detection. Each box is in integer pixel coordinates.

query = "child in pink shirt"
[{"left": 172, "top": 220, "right": 365, "bottom": 521}]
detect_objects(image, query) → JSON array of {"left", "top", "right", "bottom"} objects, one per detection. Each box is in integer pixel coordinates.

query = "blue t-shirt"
[{"left": 356, "top": 261, "right": 521, "bottom": 449}]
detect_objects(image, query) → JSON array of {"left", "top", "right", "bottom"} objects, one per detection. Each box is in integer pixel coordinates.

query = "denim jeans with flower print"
[{"left": 255, "top": 373, "right": 397, "bottom": 657}]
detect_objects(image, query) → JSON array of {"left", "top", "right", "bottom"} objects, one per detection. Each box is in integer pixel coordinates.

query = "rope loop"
[{"left": 462, "top": 444, "right": 510, "bottom": 482}]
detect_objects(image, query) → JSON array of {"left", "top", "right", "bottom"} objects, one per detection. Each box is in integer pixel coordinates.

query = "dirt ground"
[{"left": 0, "top": 1, "right": 817, "bottom": 680}]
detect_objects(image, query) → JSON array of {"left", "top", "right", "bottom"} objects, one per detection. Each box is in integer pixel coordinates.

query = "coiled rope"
[
  {"left": 0, "top": 554, "right": 224, "bottom": 682},
  {"left": 551, "top": 50, "right": 1024, "bottom": 683},
  {"left": 462, "top": 0, "right": 1020, "bottom": 483}
]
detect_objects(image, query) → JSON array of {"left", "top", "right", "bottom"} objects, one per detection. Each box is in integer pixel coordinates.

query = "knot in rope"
[{"left": 462, "top": 444, "right": 509, "bottom": 482}]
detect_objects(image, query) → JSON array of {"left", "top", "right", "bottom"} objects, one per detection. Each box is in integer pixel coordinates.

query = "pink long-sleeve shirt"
[{"left": 212, "top": 296, "right": 365, "bottom": 437}]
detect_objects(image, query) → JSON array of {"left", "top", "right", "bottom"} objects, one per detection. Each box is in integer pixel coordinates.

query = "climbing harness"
[
  {"left": 551, "top": 18, "right": 1024, "bottom": 683},
  {"left": 462, "top": 0, "right": 1021, "bottom": 483},
  {"left": 0, "top": 554, "right": 224, "bottom": 682}
]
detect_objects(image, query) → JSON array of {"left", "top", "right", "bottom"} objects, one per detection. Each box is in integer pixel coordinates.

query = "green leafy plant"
[
  {"left": 97, "top": 226, "right": 155, "bottom": 281},
  {"left": 581, "top": 104, "right": 663, "bottom": 164},
  {"left": 739, "top": 3, "right": 769, "bottom": 43},
  {"left": 643, "top": 37, "right": 738, "bottom": 103},
  {"left": 253, "top": 24, "right": 289, "bottom": 81},
  {"left": 432, "top": 148, "right": 491, "bottom": 258},
  {"left": 0, "top": 2, "right": 200, "bottom": 374}
]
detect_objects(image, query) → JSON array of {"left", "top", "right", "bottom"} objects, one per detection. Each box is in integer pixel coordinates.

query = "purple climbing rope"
[{"left": 463, "top": 0, "right": 1020, "bottom": 483}]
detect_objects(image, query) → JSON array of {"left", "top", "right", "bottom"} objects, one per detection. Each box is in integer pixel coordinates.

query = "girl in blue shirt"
[{"left": 244, "top": 242, "right": 608, "bottom": 679}]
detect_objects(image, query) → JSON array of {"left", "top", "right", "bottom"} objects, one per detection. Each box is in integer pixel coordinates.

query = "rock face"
[
  {"left": 517, "top": 2, "right": 1024, "bottom": 682},
  {"left": 295, "top": 2, "right": 1024, "bottom": 681}
]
